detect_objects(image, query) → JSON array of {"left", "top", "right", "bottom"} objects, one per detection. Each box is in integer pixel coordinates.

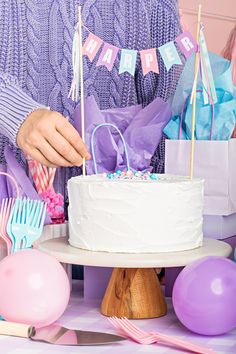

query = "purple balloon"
[{"left": 172, "top": 256, "right": 236, "bottom": 335}]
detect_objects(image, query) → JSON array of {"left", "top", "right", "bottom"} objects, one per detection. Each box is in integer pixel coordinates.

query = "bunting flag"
[
  {"left": 82, "top": 32, "right": 103, "bottom": 61},
  {"left": 119, "top": 49, "right": 137, "bottom": 76},
  {"left": 158, "top": 41, "right": 182, "bottom": 72},
  {"left": 75, "top": 26, "right": 203, "bottom": 84},
  {"left": 140, "top": 48, "right": 159, "bottom": 75},
  {"left": 96, "top": 43, "right": 119, "bottom": 71},
  {"left": 175, "top": 32, "right": 197, "bottom": 59},
  {"left": 69, "top": 12, "right": 215, "bottom": 103},
  {"left": 80, "top": 28, "right": 199, "bottom": 76}
]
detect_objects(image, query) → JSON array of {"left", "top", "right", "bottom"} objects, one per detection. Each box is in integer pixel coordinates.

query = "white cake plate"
[
  {"left": 37, "top": 227, "right": 232, "bottom": 319},
  {"left": 37, "top": 236, "right": 231, "bottom": 268}
]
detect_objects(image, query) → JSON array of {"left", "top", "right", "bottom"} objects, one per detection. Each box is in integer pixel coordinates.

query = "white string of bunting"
[{"left": 69, "top": 22, "right": 199, "bottom": 102}]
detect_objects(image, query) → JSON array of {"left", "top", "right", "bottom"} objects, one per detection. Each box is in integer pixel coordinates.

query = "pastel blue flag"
[
  {"left": 119, "top": 49, "right": 137, "bottom": 76},
  {"left": 158, "top": 41, "right": 182, "bottom": 71}
]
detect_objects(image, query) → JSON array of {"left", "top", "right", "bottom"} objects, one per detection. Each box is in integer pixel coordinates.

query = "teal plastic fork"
[
  {"left": 23, "top": 200, "right": 47, "bottom": 248},
  {"left": 7, "top": 198, "right": 46, "bottom": 252},
  {"left": 7, "top": 198, "right": 27, "bottom": 253}
]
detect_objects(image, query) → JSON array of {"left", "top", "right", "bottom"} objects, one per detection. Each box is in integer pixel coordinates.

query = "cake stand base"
[
  {"left": 101, "top": 268, "right": 167, "bottom": 319},
  {"left": 37, "top": 229, "right": 232, "bottom": 320}
]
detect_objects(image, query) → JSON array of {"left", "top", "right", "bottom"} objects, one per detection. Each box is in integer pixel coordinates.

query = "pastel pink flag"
[
  {"left": 140, "top": 48, "right": 159, "bottom": 75},
  {"left": 96, "top": 43, "right": 119, "bottom": 71},
  {"left": 82, "top": 33, "right": 103, "bottom": 61}
]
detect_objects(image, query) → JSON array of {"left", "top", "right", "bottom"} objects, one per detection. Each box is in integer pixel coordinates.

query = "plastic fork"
[
  {"left": 0, "top": 198, "right": 15, "bottom": 255},
  {"left": 23, "top": 200, "right": 47, "bottom": 248},
  {"left": 7, "top": 198, "right": 28, "bottom": 253},
  {"left": 108, "top": 317, "right": 215, "bottom": 354}
]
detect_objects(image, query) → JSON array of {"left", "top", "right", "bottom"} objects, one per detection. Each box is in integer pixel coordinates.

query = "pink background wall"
[{"left": 179, "top": 0, "right": 235, "bottom": 55}]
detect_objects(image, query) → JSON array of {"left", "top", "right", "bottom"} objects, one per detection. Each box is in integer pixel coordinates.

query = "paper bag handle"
[
  {"left": 179, "top": 89, "right": 215, "bottom": 141},
  {"left": 91, "top": 123, "right": 130, "bottom": 174},
  {"left": 0, "top": 172, "right": 20, "bottom": 198}
]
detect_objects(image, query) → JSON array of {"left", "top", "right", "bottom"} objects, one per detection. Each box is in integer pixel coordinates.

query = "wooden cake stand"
[{"left": 37, "top": 228, "right": 232, "bottom": 319}]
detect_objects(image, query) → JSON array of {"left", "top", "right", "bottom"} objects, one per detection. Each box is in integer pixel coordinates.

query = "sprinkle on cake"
[{"left": 103, "top": 170, "right": 158, "bottom": 180}]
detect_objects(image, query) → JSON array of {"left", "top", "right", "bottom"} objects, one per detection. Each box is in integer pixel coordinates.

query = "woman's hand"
[{"left": 17, "top": 108, "right": 90, "bottom": 167}]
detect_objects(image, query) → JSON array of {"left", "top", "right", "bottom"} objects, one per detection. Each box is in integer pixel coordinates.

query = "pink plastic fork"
[
  {"left": 0, "top": 198, "right": 15, "bottom": 255},
  {"left": 108, "top": 317, "right": 216, "bottom": 354}
]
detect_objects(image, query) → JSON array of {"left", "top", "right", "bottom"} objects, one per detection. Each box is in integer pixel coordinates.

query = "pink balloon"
[{"left": 0, "top": 249, "right": 70, "bottom": 328}]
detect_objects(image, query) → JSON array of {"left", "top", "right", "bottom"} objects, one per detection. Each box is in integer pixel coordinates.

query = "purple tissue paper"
[{"left": 74, "top": 95, "right": 172, "bottom": 174}]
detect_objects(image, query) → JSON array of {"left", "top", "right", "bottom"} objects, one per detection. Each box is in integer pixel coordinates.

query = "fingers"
[
  {"left": 24, "top": 147, "right": 57, "bottom": 168},
  {"left": 17, "top": 108, "right": 91, "bottom": 167},
  {"left": 55, "top": 118, "right": 91, "bottom": 160},
  {"left": 23, "top": 133, "right": 82, "bottom": 168},
  {"left": 46, "top": 131, "right": 83, "bottom": 166},
  {"left": 38, "top": 137, "right": 82, "bottom": 167}
]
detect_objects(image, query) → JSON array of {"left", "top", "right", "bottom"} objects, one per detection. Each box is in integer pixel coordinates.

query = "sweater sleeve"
[{"left": 0, "top": 71, "right": 47, "bottom": 146}]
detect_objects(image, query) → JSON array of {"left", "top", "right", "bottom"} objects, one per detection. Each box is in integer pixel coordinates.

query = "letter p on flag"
[{"left": 140, "top": 48, "right": 159, "bottom": 75}]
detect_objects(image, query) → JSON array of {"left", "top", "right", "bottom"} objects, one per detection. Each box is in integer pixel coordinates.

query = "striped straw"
[
  {"left": 48, "top": 167, "right": 56, "bottom": 189},
  {"left": 42, "top": 164, "right": 49, "bottom": 184},
  {"left": 32, "top": 162, "right": 43, "bottom": 194},
  {"left": 26, "top": 155, "right": 57, "bottom": 193},
  {"left": 35, "top": 160, "right": 48, "bottom": 192}
]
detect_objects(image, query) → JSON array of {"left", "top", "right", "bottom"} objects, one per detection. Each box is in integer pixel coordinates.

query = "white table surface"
[{"left": 2, "top": 281, "right": 236, "bottom": 354}]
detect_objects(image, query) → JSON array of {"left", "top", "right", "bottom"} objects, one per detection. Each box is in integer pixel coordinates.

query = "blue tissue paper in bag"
[{"left": 165, "top": 52, "right": 236, "bottom": 141}]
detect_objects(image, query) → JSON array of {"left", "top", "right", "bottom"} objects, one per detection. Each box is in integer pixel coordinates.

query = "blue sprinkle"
[
  {"left": 107, "top": 173, "right": 113, "bottom": 179},
  {"left": 150, "top": 174, "right": 158, "bottom": 180},
  {"left": 116, "top": 170, "right": 122, "bottom": 175}
]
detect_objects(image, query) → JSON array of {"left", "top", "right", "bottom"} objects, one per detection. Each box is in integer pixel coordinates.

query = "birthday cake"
[{"left": 68, "top": 171, "right": 204, "bottom": 253}]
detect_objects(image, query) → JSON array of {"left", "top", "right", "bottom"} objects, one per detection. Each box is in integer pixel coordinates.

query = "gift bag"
[
  {"left": 165, "top": 139, "right": 236, "bottom": 216},
  {"left": 165, "top": 49, "right": 236, "bottom": 216},
  {"left": 164, "top": 89, "right": 236, "bottom": 141},
  {"left": 164, "top": 74, "right": 236, "bottom": 215}
]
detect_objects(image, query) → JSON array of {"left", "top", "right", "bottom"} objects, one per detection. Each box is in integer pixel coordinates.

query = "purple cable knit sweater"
[{"left": 0, "top": 0, "right": 182, "bottom": 202}]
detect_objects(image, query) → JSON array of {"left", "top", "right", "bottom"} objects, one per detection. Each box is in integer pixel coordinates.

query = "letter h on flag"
[{"left": 83, "top": 33, "right": 103, "bottom": 61}]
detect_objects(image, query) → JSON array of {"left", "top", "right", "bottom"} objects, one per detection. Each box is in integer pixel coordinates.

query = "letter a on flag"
[{"left": 96, "top": 43, "right": 119, "bottom": 71}]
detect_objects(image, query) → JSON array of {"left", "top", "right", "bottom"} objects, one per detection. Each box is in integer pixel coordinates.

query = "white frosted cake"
[{"left": 68, "top": 172, "right": 204, "bottom": 253}]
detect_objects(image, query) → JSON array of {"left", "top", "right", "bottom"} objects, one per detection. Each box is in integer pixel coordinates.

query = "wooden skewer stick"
[
  {"left": 190, "top": 4, "right": 202, "bottom": 179},
  {"left": 78, "top": 6, "right": 86, "bottom": 176}
]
